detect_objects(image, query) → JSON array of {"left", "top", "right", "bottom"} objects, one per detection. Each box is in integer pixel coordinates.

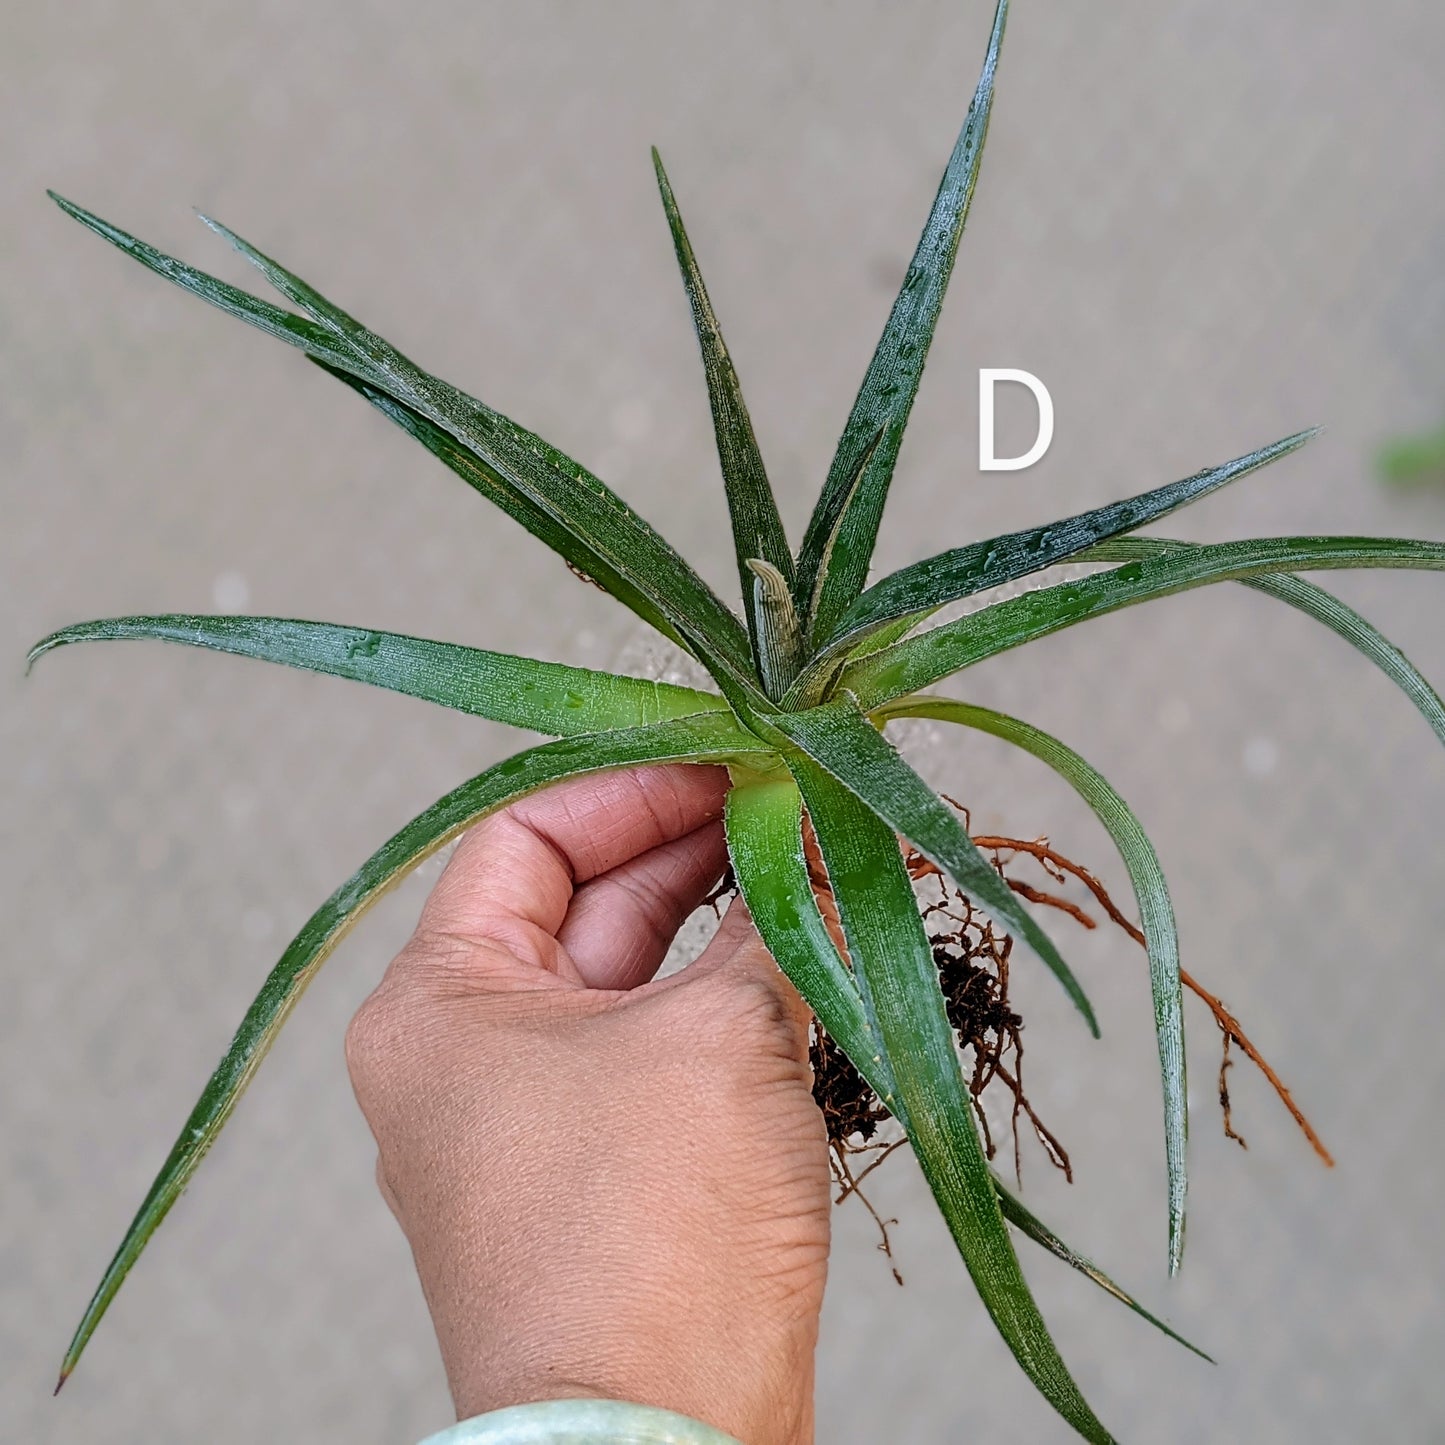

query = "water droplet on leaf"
[{"left": 346, "top": 631, "right": 382, "bottom": 659}]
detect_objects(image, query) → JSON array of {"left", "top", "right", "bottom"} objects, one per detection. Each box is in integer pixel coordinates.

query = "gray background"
[{"left": 4, "top": 2, "right": 1445, "bottom": 1441}]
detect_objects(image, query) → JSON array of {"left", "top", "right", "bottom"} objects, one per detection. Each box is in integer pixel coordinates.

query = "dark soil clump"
[{"left": 810, "top": 844, "right": 1069, "bottom": 1202}]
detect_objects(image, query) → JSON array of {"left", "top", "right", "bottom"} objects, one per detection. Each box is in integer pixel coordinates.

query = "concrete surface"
[{"left": 4, "top": 2, "right": 1445, "bottom": 1441}]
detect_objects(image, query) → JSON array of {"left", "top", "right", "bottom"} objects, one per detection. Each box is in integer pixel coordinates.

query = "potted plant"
[{"left": 32, "top": 2, "right": 1445, "bottom": 1438}]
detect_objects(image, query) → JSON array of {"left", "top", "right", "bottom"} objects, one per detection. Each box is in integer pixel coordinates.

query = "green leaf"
[
  {"left": 776, "top": 604, "right": 941, "bottom": 712},
  {"left": 724, "top": 777, "right": 876, "bottom": 1067},
  {"left": 879, "top": 695, "right": 1187, "bottom": 1274},
  {"left": 747, "top": 559, "right": 805, "bottom": 701},
  {"left": 789, "top": 754, "right": 1114, "bottom": 1444},
  {"left": 801, "top": 426, "right": 887, "bottom": 631},
  {"left": 846, "top": 607, "right": 935, "bottom": 662},
  {"left": 727, "top": 778, "right": 1204, "bottom": 1363},
  {"left": 316, "top": 366, "right": 693, "bottom": 657},
  {"left": 48, "top": 191, "right": 361, "bottom": 370},
  {"left": 49, "top": 194, "right": 760, "bottom": 696},
  {"left": 56, "top": 713, "right": 771, "bottom": 1387},
  {"left": 812, "top": 427, "right": 1317, "bottom": 661},
  {"left": 1080, "top": 536, "right": 1445, "bottom": 747},
  {"left": 994, "top": 1180, "right": 1212, "bottom": 1363},
  {"left": 794, "top": 0, "right": 1008, "bottom": 641},
  {"left": 652, "top": 148, "right": 794, "bottom": 665},
  {"left": 27, "top": 616, "right": 730, "bottom": 737},
  {"left": 843, "top": 535, "right": 1445, "bottom": 710},
  {"left": 195, "top": 212, "right": 760, "bottom": 691},
  {"left": 773, "top": 698, "right": 1099, "bottom": 1034}
]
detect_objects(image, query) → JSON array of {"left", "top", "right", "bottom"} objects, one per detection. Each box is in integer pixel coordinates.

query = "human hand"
[{"left": 344, "top": 764, "right": 831, "bottom": 1445}]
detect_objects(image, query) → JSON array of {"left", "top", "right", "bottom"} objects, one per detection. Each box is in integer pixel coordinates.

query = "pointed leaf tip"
[
  {"left": 843, "top": 534, "right": 1445, "bottom": 713},
  {"left": 53, "top": 714, "right": 769, "bottom": 1383},
  {"left": 809, "top": 423, "right": 1328, "bottom": 667},
  {"left": 794, "top": 0, "right": 1010, "bottom": 639},
  {"left": 49, "top": 190, "right": 765, "bottom": 698},
  {"left": 652, "top": 150, "right": 792, "bottom": 668},
  {"left": 49, "top": 191, "right": 95, "bottom": 226},
  {"left": 23, "top": 615, "right": 732, "bottom": 736},
  {"left": 26, "top": 631, "right": 67, "bottom": 675},
  {"left": 881, "top": 696, "right": 1188, "bottom": 1278},
  {"left": 793, "top": 755, "right": 1115, "bottom": 1442},
  {"left": 996, "top": 1177, "right": 1212, "bottom": 1363},
  {"left": 195, "top": 211, "right": 246, "bottom": 255}
]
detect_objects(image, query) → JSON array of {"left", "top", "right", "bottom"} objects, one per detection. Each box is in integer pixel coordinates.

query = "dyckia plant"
[{"left": 33, "top": 2, "right": 1445, "bottom": 1439}]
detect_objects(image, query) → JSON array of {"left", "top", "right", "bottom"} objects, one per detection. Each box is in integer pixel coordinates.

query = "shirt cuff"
[{"left": 418, "top": 1398, "right": 744, "bottom": 1444}]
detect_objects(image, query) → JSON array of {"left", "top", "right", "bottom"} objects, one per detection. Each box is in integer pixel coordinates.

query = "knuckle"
[
  {"left": 693, "top": 963, "right": 808, "bottom": 1064},
  {"left": 343, "top": 981, "right": 412, "bottom": 1095},
  {"left": 342, "top": 996, "right": 383, "bottom": 1093}
]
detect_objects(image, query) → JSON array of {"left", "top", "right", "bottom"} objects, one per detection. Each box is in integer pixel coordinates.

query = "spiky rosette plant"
[{"left": 33, "top": 3, "right": 1445, "bottom": 1439}]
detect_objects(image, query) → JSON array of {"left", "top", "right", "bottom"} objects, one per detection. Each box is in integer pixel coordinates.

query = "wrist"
[
  {"left": 447, "top": 1353, "right": 812, "bottom": 1445},
  {"left": 416, "top": 1240, "right": 818, "bottom": 1442},
  {"left": 417, "top": 1179, "right": 818, "bottom": 1445}
]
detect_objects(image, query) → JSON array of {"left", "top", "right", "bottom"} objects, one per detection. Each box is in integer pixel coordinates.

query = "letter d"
[{"left": 979, "top": 368, "right": 1054, "bottom": 471}]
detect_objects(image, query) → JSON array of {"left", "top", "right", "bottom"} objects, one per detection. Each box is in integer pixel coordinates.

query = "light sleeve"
[{"left": 417, "top": 1398, "right": 744, "bottom": 1445}]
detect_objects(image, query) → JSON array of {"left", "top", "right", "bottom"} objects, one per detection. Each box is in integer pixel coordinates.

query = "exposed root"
[
  {"left": 700, "top": 865, "right": 736, "bottom": 918},
  {"left": 999, "top": 876, "right": 1097, "bottom": 931},
  {"left": 1219, "top": 1034, "right": 1246, "bottom": 1150},
  {"left": 802, "top": 835, "right": 1074, "bottom": 1264},
  {"left": 809, "top": 1027, "right": 903, "bottom": 1282},
  {"left": 829, "top": 1135, "right": 904, "bottom": 1286},
  {"left": 833, "top": 1137, "right": 909, "bottom": 1204},
  {"left": 962, "top": 828, "right": 1333, "bottom": 1167},
  {"left": 720, "top": 794, "right": 1333, "bottom": 1271},
  {"left": 1184, "top": 965, "right": 1332, "bottom": 1165}
]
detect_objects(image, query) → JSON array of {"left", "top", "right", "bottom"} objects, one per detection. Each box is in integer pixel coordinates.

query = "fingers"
[
  {"left": 416, "top": 764, "right": 731, "bottom": 947},
  {"left": 557, "top": 819, "right": 729, "bottom": 990}
]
